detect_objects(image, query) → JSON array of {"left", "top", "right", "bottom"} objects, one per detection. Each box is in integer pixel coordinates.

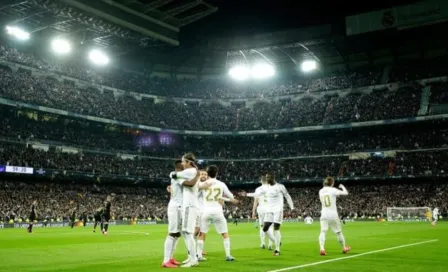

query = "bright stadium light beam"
[
  {"left": 88, "top": 49, "right": 110, "bottom": 66},
  {"left": 228, "top": 66, "right": 250, "bottom": 81},
  {"left": 251, "top": 63, "right": 275, "bottom": 79},
  {"left": 51, "top": 38, "right": 71, "bottom": 54},
  {"left": 5, "top": 26, "right": 30, "bottom": 40},
  {"left": 301, "top": 60, "right": 317, "bottom": 73}
]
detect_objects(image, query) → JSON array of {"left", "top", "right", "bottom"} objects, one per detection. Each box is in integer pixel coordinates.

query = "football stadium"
[{"left": 0, "top": 0, "right": 447, "bottom": 271}]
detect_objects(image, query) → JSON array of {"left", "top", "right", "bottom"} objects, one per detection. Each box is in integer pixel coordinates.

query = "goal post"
[{"left": 386, "top": 207, "right": 430, "bottom": 222}]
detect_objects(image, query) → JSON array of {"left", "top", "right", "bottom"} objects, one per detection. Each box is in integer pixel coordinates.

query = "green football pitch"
[{"left": 0, "top": 222, "right": 445, "bottom": 271}]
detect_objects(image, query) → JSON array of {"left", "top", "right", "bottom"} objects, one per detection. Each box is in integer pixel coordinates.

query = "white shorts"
[
  {"left": 195, "top": 212, "right": 203, "bottom": 228},
  {"left": 433, "top": 216, "right": 438, "bottom": 222},
  {"left": 167, "top": 207, "right": 182, "bottom": 233},
  {"left": 182, "top": 206, "right": 198, "bottom": 233},
  {"left": 320, "top": 217, "right": 342, "bottom": 233},
  {"left": 200, "top": 211, "right": 228, "bottom": 234},
  {"left": 265, "top": 211, "right": 283, "bottom": 224}
]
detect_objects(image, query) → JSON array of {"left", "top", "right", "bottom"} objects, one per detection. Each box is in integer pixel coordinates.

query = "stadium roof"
[{"left": 1, "top": 0, "right": 444, "bottom": 74}]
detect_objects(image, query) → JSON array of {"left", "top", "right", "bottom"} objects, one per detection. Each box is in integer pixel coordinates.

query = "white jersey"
[
  {"left": 197, "top": 188, "right": 205, "bottom": 214},
  {"left": 255, "top": 184, "right": 269, "bottom": 213},
  {"left": 433, "top": 208, "right": 439, "bottom": 218},
  {"left": 202, "top": 178, "right": 233, "bottom": 213},
  {"left": 176, "top": 168, "right": 199, "bottom": 208},
  {"left": 248, "top": 183, "right": 293, "bottom": 213},
  {"left": 168, "top": 173, "right": 183, "bottom": 209},
  {"left": 304, "top": 216, "right": 314, "bottom": 224},
  {"left": 319, "top": 186, "right": 348, "bottom": 219}
]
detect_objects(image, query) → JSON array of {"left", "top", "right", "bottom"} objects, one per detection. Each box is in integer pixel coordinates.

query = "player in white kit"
[
  {"left": 245, "top": 174, "right": 294, "bottom": 256},
  {"left": 195, "top": 170, "right": 208, "bottom": 256},
  {"left": 304, "top": 216, "right": 314, "bottom": 225},
  {"left": 252, "top": 176, "right": 273, "bottom": 250},
  {"left": 162, "top": 159, "right": 200, "bottom": 268},
  {"left": 169, "top": 153, "right": 210, "bottom": 268},
  {"left": 197, "top": 165, "right": 237, "bottom": 261},
  {"left": 318, "top": 177, "right": 351, "bottom": 256},
  {"left": 432, "top": 207, "right": 439, "bottom": 226}
]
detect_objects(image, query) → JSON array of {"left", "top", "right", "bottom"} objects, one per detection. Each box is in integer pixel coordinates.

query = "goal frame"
[{"left": 386, "top": 207, "right": 430, "bottom": 222}]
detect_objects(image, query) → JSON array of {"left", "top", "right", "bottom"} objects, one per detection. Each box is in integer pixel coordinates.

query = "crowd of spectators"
[
  {"left": 1, "top": 142, "right": 448, "bottom": 181},
  {"left": 1, "top": 40, "right": 382, "bottom": 99},
  {"left": 0, "top": 67, "right": 423, "bottom": 131},
  {"left": 1, "top": 180, "right": 446, "bottom": 222},
  {"left": 1, "top": 106, "right": 447, "bottom": 159}
]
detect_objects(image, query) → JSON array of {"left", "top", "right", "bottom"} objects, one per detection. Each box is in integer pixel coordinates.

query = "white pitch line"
[
  {"left": 119, "top": 231, "right": 149, "bottom": 235},
  {"left": 267, "top": 239, "right": 438, "bottom": 272}
]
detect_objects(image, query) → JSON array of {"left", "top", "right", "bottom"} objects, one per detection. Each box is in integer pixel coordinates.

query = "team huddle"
[
  {"left": 163, "top": 153, "right": 353, "bottom": 268},
  {"left": 162, "top": 153, "right": 238, "bottom": 268}
]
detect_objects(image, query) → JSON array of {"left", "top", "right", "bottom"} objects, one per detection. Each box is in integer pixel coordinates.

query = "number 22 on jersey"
[{"left": 206, "top": 188, "right": 222, "bottom": 201}]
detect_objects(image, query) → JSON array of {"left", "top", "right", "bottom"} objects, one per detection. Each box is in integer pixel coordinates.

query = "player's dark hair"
[
  {"left": 323, "top": 176, "right": 335, "bottom": 187},
  {"left": 266, "top": 173, "right": 275, "bottom": 184},
  {"left": 207, "top": 165, "right": 218, "bottom": 178},
  {"left": 174, "top": 159, "right": 182, "bottom": 168}
]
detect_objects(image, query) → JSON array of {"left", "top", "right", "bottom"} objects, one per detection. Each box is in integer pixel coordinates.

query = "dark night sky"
[{"left": 182, "top": 0, "right": 420, "bottom": 39}]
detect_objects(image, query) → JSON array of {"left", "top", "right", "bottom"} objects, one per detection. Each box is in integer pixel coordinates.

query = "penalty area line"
[{"left": 267, "top": 239, "right": 438, "bottom": 272}]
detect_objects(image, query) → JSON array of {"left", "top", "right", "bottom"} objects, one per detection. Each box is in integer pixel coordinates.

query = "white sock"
[
  {"left": 163, "top": 236, "right": 175, "bottom": 263},
  {"left": 170, "top": 236, "right": 179, "bottom": 259},
  {"left": 274, "top": 230, "right": 281, "bottom": 252},
  {"left": 265, "top": 229, "right": 276, "bottom": 244},
  {"left": 185, "top": 233, "right": 197, "bottom": 263},
  {"left": 181, "top": 233, "right": 189, "bottom": 257},
  {"left": 223, "top": 238, "right": 231, "bottom": 257},
  {"left": 268, "top": 227, "right": 274, "bottom": 247},
  {"left": 197, "top": 239, "right": 204, "bottom": 258},
  {"left": 319, "top": 231, "right": 326, "bottom": 250},
  {"left": 337, "top": 232, "right": 346, "bottom": 248},
  {"left": 260, "top": 228, "right": 265, "bottom": 246}
]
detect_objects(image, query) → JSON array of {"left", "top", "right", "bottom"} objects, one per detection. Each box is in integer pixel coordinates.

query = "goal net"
[{"left": 386, "top": 207, "right": 430, "bottom": 222}]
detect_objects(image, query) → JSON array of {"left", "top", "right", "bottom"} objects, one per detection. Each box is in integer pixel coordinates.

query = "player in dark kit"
[
  {"left": 82, "top": 212, "right": 88, "bottom": 228},
  {"left": 70, "top": 210, "right": 77, "bottom": 229},
  {"left": 101, "top": 195, "right": 114, "bottom": 235},
  {"left": 93, "top": 207, "right": 103, "bottom": 233},
  {"left": 27, "top": 200, "right": 38, "bottom": 233}
]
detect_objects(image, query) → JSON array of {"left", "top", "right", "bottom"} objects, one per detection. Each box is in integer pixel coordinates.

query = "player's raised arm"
[
  {"left": 198, "top": 180, "right": 211, "bottom": 189},
  {"left": 337, "top": 184, "right": 349, "bottom": 196},
  {"left": 280, "top": 184, "right": 294, "bottom": 210}
]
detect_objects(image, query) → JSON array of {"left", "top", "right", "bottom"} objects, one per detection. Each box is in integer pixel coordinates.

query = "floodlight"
[
  {"left": 251, "top": 63, "right": 275, "bottom": 79},
  {"left": 5, "top": 26, "right": 30, "bottom": 40},
  {"left": 228, "top": 66, "right": 250, "bottom": 81},
  {"left": 301, "top": 60, "right": 317, "bottom": 72},
  {"left": 51, "top": 38, "right": 71, "bottom": 54},
  {"left": 88, "top": 49, "right": 110, "bottom": 66}
]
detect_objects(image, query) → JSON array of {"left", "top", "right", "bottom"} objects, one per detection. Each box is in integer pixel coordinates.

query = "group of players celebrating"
[
  {"left": 163, "top": 153, "right": 238, "bottom": 268},
  {"left": 163, "top": 153, "right": 354, "bottom": 268}
]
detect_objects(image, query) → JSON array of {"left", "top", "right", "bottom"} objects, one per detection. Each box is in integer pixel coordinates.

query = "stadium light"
[
  {"left": 251, "top": 63, "right": 275, "bottom": 79},
  {"left": 51, "top": 38, "right": 71, "bottom": 54},
  {"left": 88, "top": 49, "right": 110, "bottom": 66},
  {"left": 5, "top": 26, "right": 30, "bottom": 40},
  {"left": 301, "top": 60, "right": 317, "bottom": 72},
  {"left": 228, "top": 66, "right": 250, "bottom": 81}
]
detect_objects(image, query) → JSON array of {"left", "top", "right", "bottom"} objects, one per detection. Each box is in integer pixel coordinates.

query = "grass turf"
[{"left": 0, "top": 222, "right": 445, "bottom": 271}]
